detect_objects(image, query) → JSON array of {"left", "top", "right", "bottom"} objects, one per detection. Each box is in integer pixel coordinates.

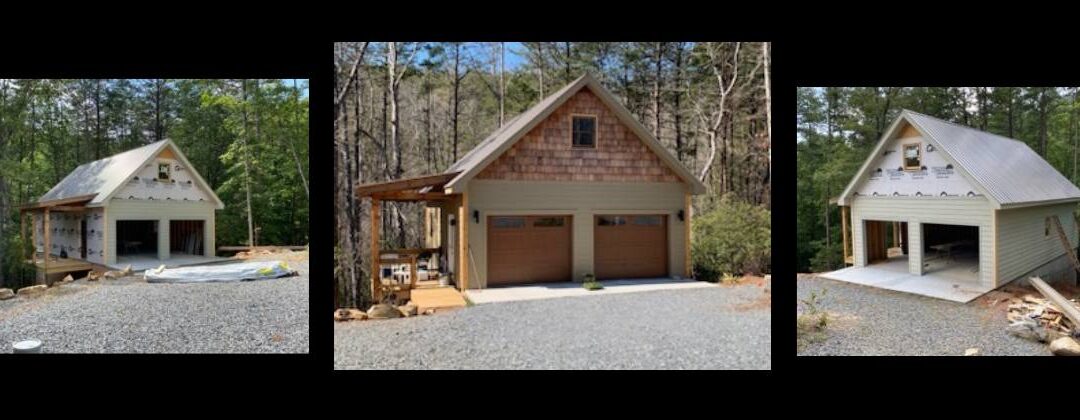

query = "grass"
[{"left": 796, "top": 289, "right": 829, "bottom": 351}]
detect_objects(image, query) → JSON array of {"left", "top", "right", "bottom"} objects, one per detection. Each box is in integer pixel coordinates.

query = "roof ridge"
[{"left": 904, "top": 109, "right": 1025, "bottom": 145}]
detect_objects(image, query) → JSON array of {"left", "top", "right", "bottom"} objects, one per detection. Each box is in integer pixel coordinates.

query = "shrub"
[
  {"left": 1, "top": 233, "right": 36, "bottom": 290},
  {"left": 796, "top": 289, "right": 829, "bottom": 350},
  {"left": 691, "top": 197, "right": 770, "bottom": 282},
  {"left": 582, "top": 273, "right": 603, "bottom": 290}
]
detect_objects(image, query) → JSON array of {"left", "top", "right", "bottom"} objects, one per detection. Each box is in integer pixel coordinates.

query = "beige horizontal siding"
[
  {"left": 851, "top": 196, "right": 994, "bottom": 286},
  {"left": 105, "top": 200, "right": 216, "bottom": 265},
  {"left": 467, "top": 180, "right": 689, "bottom": 288},
  {"left": 996, "top": 202, "right": 1079, "bottom": 285}
]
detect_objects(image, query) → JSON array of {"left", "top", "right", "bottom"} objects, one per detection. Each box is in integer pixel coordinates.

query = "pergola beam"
[{"left": 370, "top": 191, "right": 450, "bottom": 202}]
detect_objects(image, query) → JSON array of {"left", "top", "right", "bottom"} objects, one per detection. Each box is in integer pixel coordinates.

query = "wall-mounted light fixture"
[
  {"left": 926, "top": 144, "right": 935, "bottom": 152},
  {"left": 473, "top": 210, "right": 479, "bottom": 224},
  {"left": 678, "top": 209, "right": 685, "bottom": 222}
]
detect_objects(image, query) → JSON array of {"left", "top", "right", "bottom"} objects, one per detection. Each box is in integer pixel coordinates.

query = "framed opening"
[
  {"left": 158, "top": 162, "right": 171, "bottom": 180},
  {"left": 902, "top": 143, "right": 922, "bottom": 170}
]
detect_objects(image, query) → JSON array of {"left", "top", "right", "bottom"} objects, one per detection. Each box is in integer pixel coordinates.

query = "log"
[{"left": 1029, "top": 276, "right": 1080, "bottom": 331}]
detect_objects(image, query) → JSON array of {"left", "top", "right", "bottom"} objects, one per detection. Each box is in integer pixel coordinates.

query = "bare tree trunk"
[
  {"left": 498, "top": 42, "right": 505, "bottom": 126},
  {"left": 451, "top": 43, "right": 463, "bottom": 162},
  {"left": 240, "top": 79, "right": 255, "bottom": 248},
  {"left": 537, "top": 43, "right": 545, "bottom": 98},
  {"left": 652, "top": 42, "right": 664, "bottom": 140},
  {"left": 94, "top": 80, "right": 102, "bottom": 159},
  {"left": 697, "top": 43, "right": 741, "bottom": 184},
  {"left": 289, "top": 79, "right": 309, "bottom": 200},
  {"left": 763, "top": 42, "right": 771, "bottom": 183},
  {"left": 673, "top": 42, "right": 685, "bottom": 162}
]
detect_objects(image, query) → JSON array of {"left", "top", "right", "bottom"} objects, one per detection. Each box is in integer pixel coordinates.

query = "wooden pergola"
[
  {"left": 18, "top": 194, "right": 97, "bottom": 279},
  {"left": 356, "top": 172, "right": 460, "bottom": 302}
]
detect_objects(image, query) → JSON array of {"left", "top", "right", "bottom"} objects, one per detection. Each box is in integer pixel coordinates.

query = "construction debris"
[
  {"left": 88, "top": 271, "right": 102, "bottom": 281},
  {"left": 1029, "top": 276, "right": 1080, "bottom": 330},
  {"left": 367, "top": 304, "right": 402, "bottom": 319},
  {"left": 1050, "top": 337, "right": 1080, "bottom": 356},
  {"left": 334, "top": 308, "right": 368, "bottom": 322}
]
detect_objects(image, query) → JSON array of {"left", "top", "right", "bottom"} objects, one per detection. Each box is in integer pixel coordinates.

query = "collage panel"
[
  {"left": 797, "top": 87, "right": 1080, "bottom": 357},
  {"left": 0, "top": 79, "right": 310, "bottom": 354},
  {"left": 333, "top": 42, "right": 772, "bottom": 369}
]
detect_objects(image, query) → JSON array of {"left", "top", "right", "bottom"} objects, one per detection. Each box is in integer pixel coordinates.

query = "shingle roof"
[
  {"left": 38, "top": 139, "right": 224, "bottom": 208},
  {"left": 442, "top": 73, "right": 706, "bottom": 194},
  {"left": 840, "top": 109, "right": 1080, "bottom": 208}
]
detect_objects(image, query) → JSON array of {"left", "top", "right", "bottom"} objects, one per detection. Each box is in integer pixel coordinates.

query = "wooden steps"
[{"left": 409, "top": 287, "right": 467, "bottom": 313}]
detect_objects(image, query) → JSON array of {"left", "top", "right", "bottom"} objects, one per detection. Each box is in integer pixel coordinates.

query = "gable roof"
[
  {"left": 838, "top": 109, "right": 1080, "bottom": 209},
  {"left": 442, "top": 73, "right": 706, "bottom": 194},
  {"left": 38, "top": 139, "right": 225, "bottom": 209}
]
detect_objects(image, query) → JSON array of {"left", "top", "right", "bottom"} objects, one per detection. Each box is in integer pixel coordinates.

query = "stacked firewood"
[{"left": 1008, "top": 295, "right": 1077, "bottom": 335}]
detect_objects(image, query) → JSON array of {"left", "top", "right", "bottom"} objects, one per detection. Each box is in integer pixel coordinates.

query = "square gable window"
[
  {"left": 572, "top": 115, "right": 596, "bottom": 148},
  {"left": 902, "top": 143, "right": 921, "bottom": 170},
  {"left": 158, "top": 162, "right": 171, "bottom": 180}
]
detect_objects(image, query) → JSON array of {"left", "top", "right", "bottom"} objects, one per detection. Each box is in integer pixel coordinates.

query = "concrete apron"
[
  {"left": 464, "top": 277, "right": 715, "bottom": 305},
  {"left": 819, "top": 257, "right": 993, "bottom": 303}
]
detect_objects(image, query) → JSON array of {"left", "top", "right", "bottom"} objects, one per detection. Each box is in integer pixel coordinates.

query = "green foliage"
[
  {"left": 691, "top": 197, "right": 771, "bottom": 282},
  {"left": 1, "top": 233, "right": 35, "bottom": 290},
  {"left": 796, "top": 288, "right": 829, "bottom": 351}
]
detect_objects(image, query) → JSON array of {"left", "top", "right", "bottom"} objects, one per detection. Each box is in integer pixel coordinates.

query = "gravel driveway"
[
  {"left": 335, "top": 284, "right": 770, "bottom": 369},
  {"left": 0, "top": 255, "right": 309, "bottom": 353},
  {"left": 797, "top": 274, "right": 1048, "bottom": 356}
]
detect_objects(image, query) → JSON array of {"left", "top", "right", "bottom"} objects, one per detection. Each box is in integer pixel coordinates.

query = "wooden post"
[
  {"left": 20, "top": 211, "right": 26, "bottom": 261},
  {"left": 841, "top": 206, "right": 849, "bottom": 264},
  {"left": 459, "top": 192, "right": 469, "bottom": 290},
  {"left": 43, "top": 208, "right": 50, "bottom": 282},
  {"left": 371, "top": 198, "right": 381, "bottom": 304},
  {"left": 684, "top": 192, "right": 692, "bottom": 278}
]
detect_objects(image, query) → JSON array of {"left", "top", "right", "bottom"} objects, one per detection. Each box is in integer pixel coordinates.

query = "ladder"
[{"left": 1047, "top": 215, "right": 1080, "bottom": 273}]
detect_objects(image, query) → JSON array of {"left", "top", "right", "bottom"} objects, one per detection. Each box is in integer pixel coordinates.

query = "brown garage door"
[
  {"left": 487, "top": 215, "right": 572, "bottom": 286},
  {"left": 595, "top": 215, "right": 667, "bottom": 279}
]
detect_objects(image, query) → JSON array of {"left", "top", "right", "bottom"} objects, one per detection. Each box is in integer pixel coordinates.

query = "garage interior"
[
  {"left": 921, "top": 223, "right": 979, "bottom": 279},
  {"left": 116, "top": 220, "right": 158, "bottom": 256},
  {"left": 170, "top": 220, "right": 204, "bottom": 256}
]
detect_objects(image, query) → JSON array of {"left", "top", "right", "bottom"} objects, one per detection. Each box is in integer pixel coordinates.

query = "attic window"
[
  {"left": 571, "top": 115, "right": 596, "bottom": 148},
  {"left": 158, "top": 163, "right": 171, "bottom": 180},
  {"left": 903, "top": 143, "right": 921, "bottom": 170}
]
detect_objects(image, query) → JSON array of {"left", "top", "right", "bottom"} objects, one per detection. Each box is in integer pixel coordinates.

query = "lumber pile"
[{"left": 1007, "top": 294, "right": 1076, "bottom": 336}]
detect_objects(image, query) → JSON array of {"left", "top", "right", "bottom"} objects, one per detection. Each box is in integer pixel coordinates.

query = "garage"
[
  {"left": 116, "top": 220, "right": 158, "bottom": 257},
  {"left": 595, "top": 214, "right": 667, "bottom": 279},
  {"left": 487, "top": 215, "right": 572, "bottom": 286},
  {"left": 170, "top": 220, "right": 205, "bottom": 256}
]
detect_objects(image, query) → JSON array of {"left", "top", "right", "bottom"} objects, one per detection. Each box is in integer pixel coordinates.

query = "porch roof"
[
  {"left": 355, "top": 172, "right": 460, "bottom": 202},
  {"left": 19, "top": 193, "right": 97, "bottom": 212}
]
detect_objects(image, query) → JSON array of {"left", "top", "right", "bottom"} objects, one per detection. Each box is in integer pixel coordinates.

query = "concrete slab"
[
  {"left": 819, "top": 256, "right": 993, "bottom": 303},
  {"left": 464, "top": 277, "right": 715, "bottom": 305},
  {"left": 113, "top": 254, "right": 235, "bottom": 272}
]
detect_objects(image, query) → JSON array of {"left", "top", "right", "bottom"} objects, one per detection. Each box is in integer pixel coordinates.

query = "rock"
[
  {"left": 423, "top": 309, "right": 435, "bottom": 316},
  {"left": 334, "top": 309, "right": 352, "bottom": 322},
  {"left": 17, "top": 285, "right": 47, "bottom": 296},
  {"left": 964, "top": 348, "right": 979, "bottom": 356},
  {"left": 61, "top": 274, "right": 74, "bottom": 283},
  {"left": 0, "top": 288, "right": 14, "bottom": 300},
  {"left": 367, "top": 304, "right": 401, "bottom": 319},
  {"left": 1050, "top": 337, "right": 1080, "bottom": 356},
  {"left": 122, "top": 265, "right": 133, "bottom": 276},
  {"left": 349, "top": 309, "right": 368, "bottom": 321},
  {"left": 104, "top": 270, "right": 124, "bottom": 279},
  {"left": 88, "top": 271, "right": 102, "bottom": 281},
  {"left": 1007, "top": 320, "right": 1049, "bottom": 342},
  {"left": 398, "top": 304, "right": 418, "bottom": 317}
]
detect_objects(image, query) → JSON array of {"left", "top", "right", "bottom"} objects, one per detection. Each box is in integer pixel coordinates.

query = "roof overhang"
[
  {"left": 998, "top": 197, "right": 1080, "bottom": 210},
  {"left": 19, "top": 194, "right": 97, "bottom": 212}
]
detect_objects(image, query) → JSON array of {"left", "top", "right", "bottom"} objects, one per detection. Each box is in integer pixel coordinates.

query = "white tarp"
[{"left": 145, "top": 260, "right": 297, "bottom": 283}]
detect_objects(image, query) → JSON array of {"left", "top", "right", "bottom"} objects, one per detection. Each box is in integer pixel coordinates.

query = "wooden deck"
[
  {"left": 409, "top": 286, "right": 468, "bottom": 313},
  {"left": 32, "top": 257, "right": 94, "bottom": 274}
]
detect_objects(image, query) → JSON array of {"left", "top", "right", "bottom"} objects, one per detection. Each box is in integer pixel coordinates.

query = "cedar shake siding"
[{"left": 476, "top": 89, "right": 680, "bottom": 183}]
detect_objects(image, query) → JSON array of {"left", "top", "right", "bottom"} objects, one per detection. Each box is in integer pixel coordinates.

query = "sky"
[{"left": 409, "top": 42, "right": 528, "bottom": 71}]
